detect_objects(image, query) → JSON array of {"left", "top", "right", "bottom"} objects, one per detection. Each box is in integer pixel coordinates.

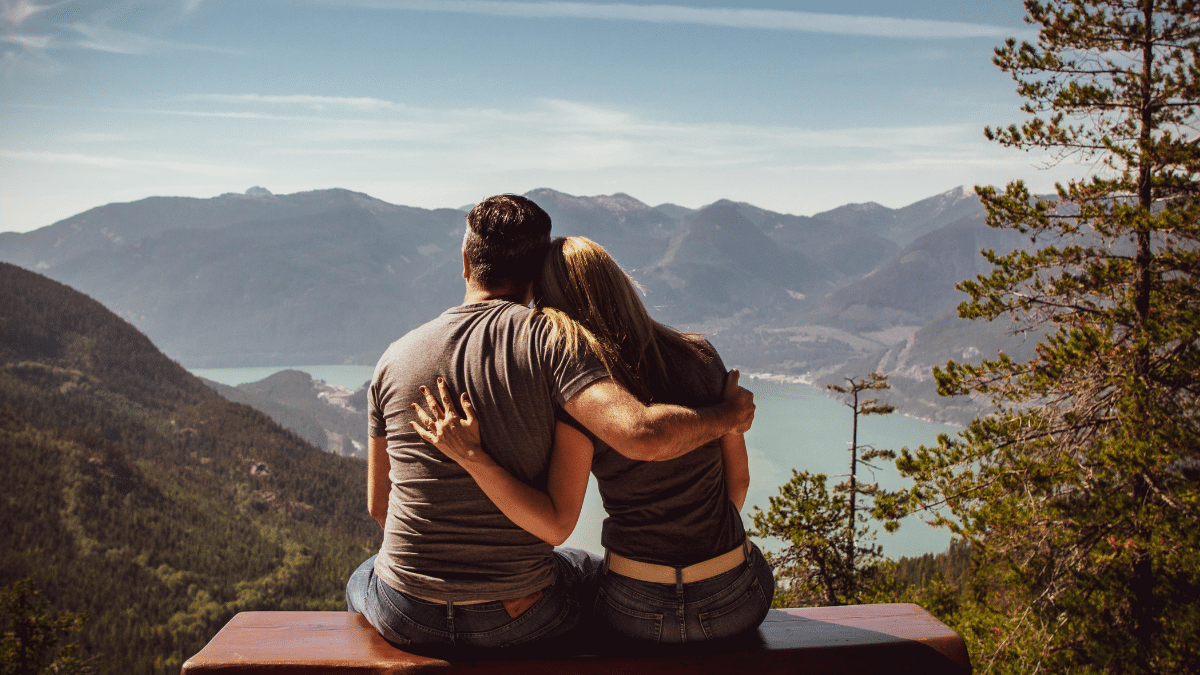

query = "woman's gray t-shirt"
[
  {"left": 580, "top": 338, "right": 746, "bottom": 566},
  {"left": 369, "top": 300, "right": 607, "bottom": 602}
]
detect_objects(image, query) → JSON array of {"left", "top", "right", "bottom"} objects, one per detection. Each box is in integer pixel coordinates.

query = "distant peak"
[
  {"left": 522, "top": 188, "right": 650, "bottom": 214},
  {"left": 939, "top": 185, "right": 971, "bottom": 201},
  {"left": 842, "top": 201, "right": 887, "bottom": 212},
  {"left": 524, "top": 187, "right": 573, "bottom": 200},
  {"left": 245, "top": 186, "right": 273, "bottom": 197}
]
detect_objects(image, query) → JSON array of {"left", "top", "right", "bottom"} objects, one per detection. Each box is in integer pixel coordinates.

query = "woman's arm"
[
  {"left": 720, "top": 433, "right": 749, "bottom": 512},
  {"left": 367, "top": 436, "right": 390, "bottom": 529},
  {"left": 410, "top": 379, "right": 592, "bottom": 546}
]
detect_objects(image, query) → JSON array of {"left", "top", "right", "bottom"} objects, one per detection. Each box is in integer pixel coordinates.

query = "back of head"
[
  {"left": 536, "top": 236, "right": 651, "bottom": 345},
  {"left": 535, "top": 236, "right": 710, "bottom": 402},
  {"left": 465, "top": 194, "right": 552, "bottom": 289}
]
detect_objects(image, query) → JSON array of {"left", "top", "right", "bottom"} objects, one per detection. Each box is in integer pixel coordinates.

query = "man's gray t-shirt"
[{"left": 368, "top": 300, "right": 607, "bottom": 602}]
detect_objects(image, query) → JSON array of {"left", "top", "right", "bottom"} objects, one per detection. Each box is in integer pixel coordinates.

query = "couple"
[{"left": 346, "top": 194, "right": 773, "bottom": 652}]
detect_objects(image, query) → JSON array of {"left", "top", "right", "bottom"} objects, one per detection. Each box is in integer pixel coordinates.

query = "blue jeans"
[
  {"left": 594, "top": 542, "right": 774, "bottom": 643},
  {"left": 346, "top": 548, "right": 602, "bottom": 651}
]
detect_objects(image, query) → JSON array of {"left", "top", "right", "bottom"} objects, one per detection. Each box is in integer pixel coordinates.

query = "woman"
[{"left": 411, "top": 236, "right": 773, "bottom": 643}]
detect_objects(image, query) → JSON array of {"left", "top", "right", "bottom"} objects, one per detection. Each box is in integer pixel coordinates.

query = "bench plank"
[{"left": 181, "top": 603, "right": 970, "bottom": 674}]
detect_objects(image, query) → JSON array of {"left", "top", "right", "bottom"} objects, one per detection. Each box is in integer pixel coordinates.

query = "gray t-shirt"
[
  {"left": 584, "top": 338, "right": 746, "bottom": 566},
  {"left": 369, "top": 300, "right": 607, "bottom": 602}
]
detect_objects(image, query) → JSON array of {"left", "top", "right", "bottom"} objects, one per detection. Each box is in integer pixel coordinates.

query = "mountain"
[
  {"left": 730, "top": 200, "right": 899, "bottom": 280},
  {"left": 636, "top": 200, "right": 828, "bottom": 325},
  {"left": 813, "top": 185, "right": 985, "bottom": 248},
  {"left": 0, "top": 187, "right": 461, "bottom": 273},
  {"left": 0, "top": 184, "right": 1037, "bottom": 421},
  {"left": 2, "top": 188, "right": 467, "bottom": 366},
  {"left": 202, "top": 370, "right": 369, "bottom": 459},
  {"left": 0, "top": 262, "right": 378, "bottom": 674},
  {"left": 810, "top": 213, "right": 1027, "bottom": 331},
  {"left": 523, "top": 188, "right": 677, "bottom": 271}
]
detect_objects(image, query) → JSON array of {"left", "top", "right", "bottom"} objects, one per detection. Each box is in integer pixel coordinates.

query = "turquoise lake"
[{"left": 192, "top": 366, "right": 960, "bottom": 560}]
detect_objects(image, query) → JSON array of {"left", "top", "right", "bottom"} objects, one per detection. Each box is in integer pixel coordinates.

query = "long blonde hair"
[{"left": 533, "top": 236, "right": 712, "bottom": 403}]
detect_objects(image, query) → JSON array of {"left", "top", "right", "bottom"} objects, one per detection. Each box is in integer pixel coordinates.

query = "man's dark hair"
[{"left": 464, "top": 194, "right": 552, "bottom": 289}]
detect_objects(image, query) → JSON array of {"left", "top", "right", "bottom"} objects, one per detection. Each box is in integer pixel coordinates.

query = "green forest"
[
  {"left": 0, "top": 262, "right": 380, "bottom": 674},
  {"left": 752, "top": 2, "right": 1200, "bottom": 674}
]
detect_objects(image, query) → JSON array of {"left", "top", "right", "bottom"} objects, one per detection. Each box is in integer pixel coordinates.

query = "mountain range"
[{"left": 0, "top": 185, "right": 1037, "bottom": 424}]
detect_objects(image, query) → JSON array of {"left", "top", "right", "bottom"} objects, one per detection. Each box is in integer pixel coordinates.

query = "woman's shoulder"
[
  {"left": 658, "top": 333, "right": 726, "bottom": 402},
  {"left": 665, "top": 333, "right": 723, "bottom": 369}
]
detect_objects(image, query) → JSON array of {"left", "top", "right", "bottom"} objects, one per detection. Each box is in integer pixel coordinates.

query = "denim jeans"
[
  {"left": 346, "top": 548, "right": 602, "bottom": 651},
  {"left": 594, "top": 542, "right": 774, "bottom": 643}
]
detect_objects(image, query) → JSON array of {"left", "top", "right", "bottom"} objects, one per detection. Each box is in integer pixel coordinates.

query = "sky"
[{"left": 0, "top": 0, "right": 1086, "bottom": 233}]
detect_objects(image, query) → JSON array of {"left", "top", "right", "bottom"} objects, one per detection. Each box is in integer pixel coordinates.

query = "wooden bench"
[{"left": 180, "top": 603, "right": 970, "bottom": 674}]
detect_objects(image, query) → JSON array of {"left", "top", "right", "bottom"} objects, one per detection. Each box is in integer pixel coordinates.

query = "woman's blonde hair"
[{"left": 533, "top": 236, "right": 712, "bottom": 403}]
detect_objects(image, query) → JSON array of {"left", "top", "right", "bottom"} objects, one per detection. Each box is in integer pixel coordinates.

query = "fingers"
[
  {"left": 410, "top": 401, "right": 435, "bottom": 429},
  {"left": 737, "top": 390, "right": 755, "bottom": 433},
  {"left": 408, "top": 420, "right": 436, "bottom": 444},
  {"left": 459, "top": 392, "right": 475, "bottom": 424},
  {"left": 420, "top": 384, "right": 443, "bottom": 419},
  {"left": 436, "top": 378, "right": 456, "bottom": 414},
  {"left": 409, "top": 379, "right": 475, "bottom": 443},
  {"left": 722, "top": 369, "right": 754, "bottom": 434},
  {"left": 723, "top": 369, "right": 740, "bottom": 400}
]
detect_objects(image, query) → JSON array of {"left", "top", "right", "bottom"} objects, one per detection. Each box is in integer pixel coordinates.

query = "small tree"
[
  {"left": 751, "top": 373, "right": 898, "bottom": 606},
  {"left": 0, "top": 579, "right": 91, "bottom": 675},
  {"left": 826, "top": 372, "right": 896, "bottom": 590},
  {"left": 896, "top": 1, "right": 1200, "bottom": 673}
]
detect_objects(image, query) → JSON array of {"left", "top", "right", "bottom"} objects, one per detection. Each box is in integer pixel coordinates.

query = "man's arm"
[
  {"left": 563, "top": 369, "right": 754, "bottom": 462},
  {"left": 367, "top": 436, "right": 390, "bottom": 529}
]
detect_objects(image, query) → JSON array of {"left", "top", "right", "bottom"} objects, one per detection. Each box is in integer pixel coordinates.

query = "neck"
[{"left": 463, "top": 282, "right": 530, "bottom": 305}]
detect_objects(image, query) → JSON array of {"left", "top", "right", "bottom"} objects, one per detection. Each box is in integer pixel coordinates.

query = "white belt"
[{"left": 606, "top": 537, "right": 750, "bottom": 585}]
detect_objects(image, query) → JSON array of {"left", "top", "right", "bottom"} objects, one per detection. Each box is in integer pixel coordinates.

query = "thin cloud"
[
  {"left": 1, "top": 2, "right": 246, "bottom": 64},
  {"left": 0, "top": 31, "right": 51, "bottom": 48},
  {"left": 182, "top": 93, "right": 410, "bottom": 112},
  {"left": 152, "top": 93, "right": 996, "bottom": 175},
  {"left": 320, "top": 0, "right": 1025, "bottom": 39},
  {"left": 0, "top": 0, "right": 64, "bottom": 26},
  {"left": 64, "top": 21, "right": 245, "bottom": 55},
  {"left": 0, "top": 149, "right": 250, "bottom": 175},
  {"left": 12, "top": 95, "right": 993, "bottom": 175}
]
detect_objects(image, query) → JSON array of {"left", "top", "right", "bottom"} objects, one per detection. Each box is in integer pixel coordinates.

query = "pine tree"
[
  {"left": 751, "top": 373, "right": 898, "bottom": 607},
  {"left": 825, "top": 372, "right": 896, "bottom": 595},
  {"left": 896, "top": 1, "right": 1200, "bottom": 672}
]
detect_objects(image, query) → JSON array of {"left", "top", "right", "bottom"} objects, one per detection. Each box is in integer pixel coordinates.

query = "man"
[{"left": 346, "top": 194, "right": 754, "bottom": 651}]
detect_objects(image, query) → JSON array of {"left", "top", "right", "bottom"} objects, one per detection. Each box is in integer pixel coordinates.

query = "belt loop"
[
  {"left": 675, "top": 566, "right": 684, "bottom": 594},
  {"left": 603, "top": 549, "right": 610, "bottom": 574},
  {"left": 446, "top": 600, "right": 455, "bottom": 642}
]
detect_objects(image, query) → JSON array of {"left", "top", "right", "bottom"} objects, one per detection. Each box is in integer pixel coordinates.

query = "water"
[{"left": 191, "top": 366, "right": 959, "bottom": 560}]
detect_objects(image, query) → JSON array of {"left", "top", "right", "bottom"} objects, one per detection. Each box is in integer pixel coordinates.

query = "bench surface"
[{"left": 181, "top": 603, "right": 970, "bottom": 674}]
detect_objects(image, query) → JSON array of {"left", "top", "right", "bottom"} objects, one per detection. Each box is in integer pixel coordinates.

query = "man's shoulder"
[
  {"left": 374, "top": 302, "right": 541, "bottom": 367},
  {"left": 447, "top": 300, "right": 539, "bottom": 325},
  {"left": 396, "top": 301, "right": 533, "bottom": 339}
]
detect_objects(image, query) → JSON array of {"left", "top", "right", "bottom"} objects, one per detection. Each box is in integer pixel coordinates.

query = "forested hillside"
[{"left": 0, "top": 263, "right": 379, "bottom": 674}]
